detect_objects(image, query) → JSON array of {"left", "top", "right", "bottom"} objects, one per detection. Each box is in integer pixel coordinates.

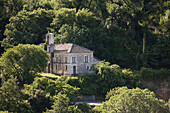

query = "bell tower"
[
  {"left": 46, "top": 32, "right": 54, "bottom": 53},
  {"left": 46, "top": 32, "right": 54, "bottom": 73}
]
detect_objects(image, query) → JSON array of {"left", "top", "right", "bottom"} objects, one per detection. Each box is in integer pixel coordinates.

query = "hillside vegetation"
[{"left": 0, "top": 0, "right": 169, "bottom": 112}]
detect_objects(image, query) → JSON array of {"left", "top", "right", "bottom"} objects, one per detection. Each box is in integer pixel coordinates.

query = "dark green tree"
[
  {"left": 45, "top": 93, "right": 82, "bottom": 113},
  {"left": 0, "top": 78, "right": 32, "bottom": 112},
  {"left": 28, "top": 90, "right": 51, "bottom": 113},
  {"left": 0, "top": 0, "right": 25, "bottom": 55},
  {"left": 0, "top": 44, "right": 48, "bottom": 85},
  {"left": 2, "top": 8, "right": 54, "bottom": 48},
  {"left": 23, "top": 76, "right": 79, "bottom": 100},
  {"left": 92, "top": 62, "right": 140, "bottom": 95}
]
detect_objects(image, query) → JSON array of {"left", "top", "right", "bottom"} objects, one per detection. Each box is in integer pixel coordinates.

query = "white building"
[{"left": 46, "top": 32, "right": 99, "bottom": 75}]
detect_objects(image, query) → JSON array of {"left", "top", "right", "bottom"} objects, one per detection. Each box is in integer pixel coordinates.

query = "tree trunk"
[{"left": 143, "top": 32, "right": 146, "bottom": 67}]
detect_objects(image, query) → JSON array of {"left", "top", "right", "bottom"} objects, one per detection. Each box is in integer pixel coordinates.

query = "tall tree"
[
  {"left": 0, "top": 0, "right": 25, "bottom": 55},
  {"left": 0, "top": 44, "right": 48, "bottom": 85},
  {"left": 2, "top": 8, "right": 54, "bottom": 48}
]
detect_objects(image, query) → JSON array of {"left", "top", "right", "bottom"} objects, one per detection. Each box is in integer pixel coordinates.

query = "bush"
[
  {"left": 23, "top": 76, "right": 79, "bottom": 101},
  {"left": 68, "top": 74, "right": 99, "bottom": 95},
  {"left": 68, "top": 62, "right": 141, "bottom": 96},
  {"left": 77, "top": 103, "right": 91, "bottom": 113},
  {"left": 0, "top": 78, "right": 32, "bottom": 113},
  {"left": 92, "top": 62, "right": 140, "bottom": 95},
  {"left": 78, "top": 74, "right": 99, "bottom": 95},
  {"left": 68, "top": 77, "right": 81, "bottom": 87},
  {"left": 45, "top": 93, "right": 82, "bottom": 113},
  {"left": 140, "top": 67, "right": 170, "bottom": 80},
  {"left": 95, "top": 87, "right": 170, "bottom": 113},
  {"left": 28, "top": 90, "right": 51, "bottom": 113}
]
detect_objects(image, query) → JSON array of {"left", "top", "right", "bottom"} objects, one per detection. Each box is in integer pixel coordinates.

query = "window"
[
  {"left": 65, "top": 65, "right": 67, "bottom": 70},
  {"left": 85, "top": 55, "right": 88, "bottom": 63},
  {"left": 87, "top": 66, "right": 89, "bottom": 70},
  {"left": 56, "top": 57, "right": 58, "bottom": 63},
  {"left": 48, "top": 47, "right": 50, "bottom": 53},
  {"left": 65, "top": 57, "right": 67, "bottom": 63},
  {"left": 56, "top": 65, "right": 58, "bottom": 70},
  {"left": 72, "top": 57, "right": 76, "bottom": 63},
  {"left": 47, "top": 35, "right": 49, "bottom": 45}
]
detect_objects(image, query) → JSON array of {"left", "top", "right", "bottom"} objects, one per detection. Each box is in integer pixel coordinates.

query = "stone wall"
[{"left": 52, "top": 52, "right": 97, "bottom": 75}]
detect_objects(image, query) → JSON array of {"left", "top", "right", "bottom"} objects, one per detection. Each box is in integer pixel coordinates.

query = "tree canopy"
[
  {"left": 2, "top": 8, "right": 54, "bottom": 48},
  {"left": 0, "top": 44, "right": 48, "bottom": 85},
  {"left": 0, "top": 0, "right": 169, "bottom": 69},
  {"left": 0, "top": 78, "right": 31, "bottom": 112},
  {"left": 94, "top": 87, "right": 170, "bottom": 113}
]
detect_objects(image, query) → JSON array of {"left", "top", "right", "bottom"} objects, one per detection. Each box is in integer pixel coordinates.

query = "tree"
[
  {"left": 92, "top": 62, "right": 140, "bottom": 95},
  {"left": 95, "top": 87, "right": 170, "bottom": 113},
  {"left": 0, "top": 78, "right": 32, "bottom": 112},
  {"left": 46, "top": 93, "right": 70, "bottom": 113},
  {"left": 28, "top": 90, "right": 51, "bottom": 113},
  {"left": 2, "top": 8, "right": 54, "bottom": 48},
  {"left": 51, "top": 8, "right": 99, "bottom": 33},
  {"left": 106, "top": 0, "right": 169, "bottom": 68},
  {"left": 0, "top": 44, "right": 48, "bottom": 85},
  {"left": 23, "top": 76, "right": 79, "bottom": 100},
  {"left": 45, "top": 93, "right": 82, "bottom": 113},
  {"left": 0, "top": 0, "right": 25, "bottom": 55}
]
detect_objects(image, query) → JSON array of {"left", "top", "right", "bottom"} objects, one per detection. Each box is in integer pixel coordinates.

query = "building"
[{"left": 46, "top": 32, "right": 99, "bottom": 75}]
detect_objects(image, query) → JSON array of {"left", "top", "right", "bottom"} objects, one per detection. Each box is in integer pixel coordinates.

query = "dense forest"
[
  {"left": 0, "top": 0, "right": 169, "bottom": 69},
  {"left": 0, "top": 0, "right": 170, "bottom": 113}
]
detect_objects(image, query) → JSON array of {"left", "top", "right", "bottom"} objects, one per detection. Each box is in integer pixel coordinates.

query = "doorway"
[
  {"left": 48, "top": 63, "right": 50, "bottom": 73},
  {"left": 73, "top": 66, "right": 76, "bottom": 75}
]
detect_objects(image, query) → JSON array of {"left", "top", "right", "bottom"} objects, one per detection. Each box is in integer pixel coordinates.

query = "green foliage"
[
  {"left": 0, "top": 44, "right": 48, "bottom": 85},
  {"left": 95, "top": 87, "right": 170, "bottom": 113},
  {"left": 2, "top": 8, "right": 54, "bottom": 48},
  {"left": 77, "top": 103, "right": 92, "bottom": 113},
  {"left": 0, "top": 0, "right": 169, "bottom": 70},
  {"left": 68, "top": 77, "right": 81, "bottom": 87},
  {"left": 68, "top": 74, "right": 99, "bottom": 95},
  {"left": 51, "top": 8, "right": 98, "bottom": 32},
  {"left": 168, "top": 99, "right": 170, "bottom": 111},
  {"left": 76, "top": 8, "right": 99, "bottom": 28},
  {"left": 0, "top": 111, "right": 9, "bottom": 113},
  {"left": 23, "top": 0, "right": 54, "bottom": 11},
  {"left": 0, "top": 1, "right": 169, "bottom": 112},
  {"left": 0, "top": 78, "right": 32, "bottom": 113},
  {"left": 78, "top": 73, "right": 99, "bottom": 95},
  {"left": 46, "top": 93, "right": 70, "bottom": 113},
  {"left": 105, "top": 87, "right": 121, "bottom": 101},
  {"left": 140, "top": 67, "right": 170, "bottom": 80},
  {"left": 51, "top": 8, "right": 76, "bottom": 32},
  {"left": 0, "top": 0, "right": 25, "bottom": 55},
  {"left": 43, "top": 41, "right": 47, "bottom": 51},
  {"left": 28, "top": 90, "right": 51, "bottom": 113},
  {"left": 159, "top": 10, "right": 170, "bottom": 34},
  {"left": 24, "top": 76, "right": 79, "bottom": 101},
  {"left": 148, "top": 34, "right": 170, "bottom": 69},
  {"left": 45, "top": 93, "right": 82, "bottom": 113},
  {"left": 92, "top": 62, "right": 140, "bottom": 95},
  {"left": 68, "top": 62, "right": 140, "bottom": 96}
]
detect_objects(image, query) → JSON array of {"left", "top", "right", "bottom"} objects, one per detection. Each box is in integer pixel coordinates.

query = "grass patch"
[{"left": 39, "top": 73, "right": 59, "bottom": 78}]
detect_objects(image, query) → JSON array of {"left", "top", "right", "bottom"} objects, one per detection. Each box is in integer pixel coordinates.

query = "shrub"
[
  {"left": 77, "top": 103, "right": 92, "bottom": 113},
  {"left": 95, "top": 87, "right": 170, "bottom": 113},
  {"left": 28, "top": 90, "right": 51, "bottom": 113},
  {"left": 140, "top": 67, "right": 170, "bottom": 80}
]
